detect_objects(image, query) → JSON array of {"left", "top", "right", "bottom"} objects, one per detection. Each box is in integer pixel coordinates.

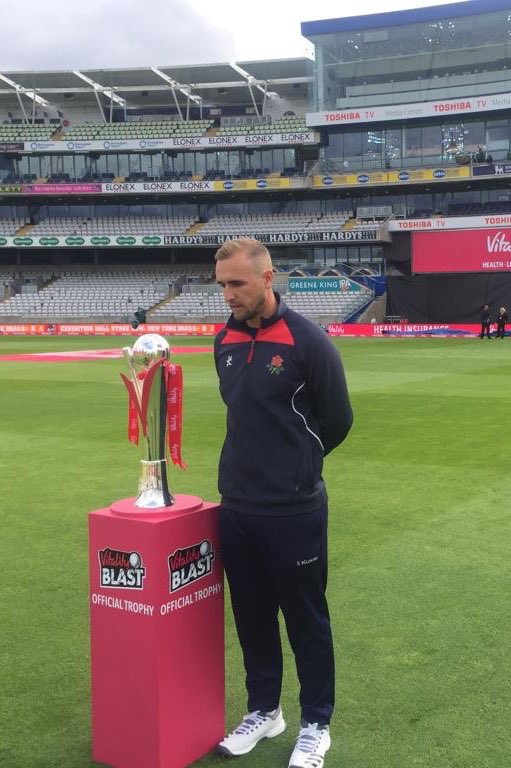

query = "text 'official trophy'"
[{"left": 121, "top": 334, "right": 186, "bottom": 509}]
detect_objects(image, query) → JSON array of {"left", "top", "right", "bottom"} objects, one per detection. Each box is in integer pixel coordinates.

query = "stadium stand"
[
  {"left": 150, "top": 289, "right": 230, "bottom": 321},
  {"left": 1, "top": 212, "right": 371, "bottom": 240},
  {"left": 0, "top": 123, "right": 59, "bottom": 141},
  {"left": 150, "top": 282, "right": 372, "bottom": 323},
  {"left": 0, "top": 260, "right": 372, "bottom": 323},
  {"left": 0, "top": 267, "right": 182, "bottom": 320},
  {"left": 284, "top": 291, "right": 372, "bottom": 321},
  {"left": 216, "top": 115, "right": 308, "bottom": 136},
  {"left": 63, "top": 119, "right": 214, "bottom": 141},
  {"left": 197, "top": 212, "right": 352, "bottom": 235},
  {"left": 3, "top": 0, "right": 511, "bottom": 327},
  {"left": 27, "top": 216, "right": 196, "bottom": 236},
  {"left": 0, "top": 217, "right": 29, "bottom": 235}
]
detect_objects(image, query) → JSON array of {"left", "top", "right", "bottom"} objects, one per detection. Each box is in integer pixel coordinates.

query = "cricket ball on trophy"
[{"left": 132, "top": 334, "right": 170, "bottom": 369}]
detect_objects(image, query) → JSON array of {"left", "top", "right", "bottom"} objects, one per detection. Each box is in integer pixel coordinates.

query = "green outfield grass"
[{"left": 0, "top": 336, "right": 509, "bottom": 768}]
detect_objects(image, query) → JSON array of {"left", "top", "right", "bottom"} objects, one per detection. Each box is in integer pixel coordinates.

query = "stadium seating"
[
  {"left": 0, "top": 217, "right": 29, "bottom": 235},
  {"left": 350, "top": 221, "right": 381, "bottom": 231},
  {"left": 63, "top": 120, "right": 214, "bottom": 141},
  {"left": 0, "top": 260, "right": 371, "bottom": 323},
  {"left": 216, "top": 116, "right": 308, "bottom": 136},
  {"left": 6, "top": 213, "right": 360, "bottom": 239},
  {"left": 0, "top": 268, "right": 169, "bottom": 319},
  {"left": 151, "top": 290, "right": 230, "bottom": 320},
  {"left": 28, "top": 216, "right": 195, "bottom": 236},
  {"left": 0, "top": 264, "right": 217, "bottom": 320},
  {"left": 284, "top": 291, "right": 372, "bottom": 320},
  {"left": 197, "top": 212, "right": 352, "bottom": 234},
  {"left": 0, "top": 123, "right": 59, "bottom": 141},
  {"left": 151, "top": 278, "right": 372, "bottom": 323}
]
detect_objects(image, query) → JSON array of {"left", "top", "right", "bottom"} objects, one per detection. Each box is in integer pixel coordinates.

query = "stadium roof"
[
  {"left": 301, "top": 0, "right": 510, "bottom": 36},
  {"left": 0, "top": 58, "right": 312, "bottom": 117}
]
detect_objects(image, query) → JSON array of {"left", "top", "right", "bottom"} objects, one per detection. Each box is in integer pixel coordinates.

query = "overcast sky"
[{"left": 3, "top": 0, "right": 461, "bottom": 72}]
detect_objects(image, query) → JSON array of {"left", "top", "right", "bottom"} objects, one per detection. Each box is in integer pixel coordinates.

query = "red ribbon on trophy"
[
  {"left": 121, "top": 360, "right": 186, "bottom": 468},
  {"left": 121, "top": 373, "right": 143, "bottom": 445},
  {"left": 164, "top": 363, "right": 187, "bottom": 470}
]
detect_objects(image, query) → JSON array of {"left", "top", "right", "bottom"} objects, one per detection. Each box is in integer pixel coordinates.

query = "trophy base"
[
  {"left": 135, "top": 460, "right": 174, "bottom": 509},
  {"left": 111, "top": 495, "right": 203, "bottom": 516}
]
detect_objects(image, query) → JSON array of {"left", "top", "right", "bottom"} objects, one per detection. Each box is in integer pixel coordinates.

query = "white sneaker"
[
  {"left": 217, "top": 706, "right": 286, "bottom": 756},
  {"left": 288, "top": 722, "right": 331, "bottom": 768}
]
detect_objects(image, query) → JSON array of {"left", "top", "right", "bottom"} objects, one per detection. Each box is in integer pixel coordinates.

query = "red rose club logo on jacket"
[
  {"left": 167, "top": 540, "right": 215, "bottom": 592},
  {"left": 266, "top": 354, "right": 285, "bottom": 375},
  {"left": 98, "top": 548, "right": 146, "bottom": 589}
]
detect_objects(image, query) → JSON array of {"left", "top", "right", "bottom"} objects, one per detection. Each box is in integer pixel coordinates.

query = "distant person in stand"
[
  {"left": 475, "top": 146, "right": 486, "bottom": 163},
  {"left": 480, "top": 304, "right": 492, "bottom": 339},
  {"left": 496, "top": 306, "right": 508, "bottom": 339}
]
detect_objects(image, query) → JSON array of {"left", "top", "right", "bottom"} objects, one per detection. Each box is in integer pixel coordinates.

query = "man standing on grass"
[
  {"left": 213, "top": 238, "right": 353, "bottom": 768},
  {"left": 480, "top": 304, "right": 492, "bottom": 338}
]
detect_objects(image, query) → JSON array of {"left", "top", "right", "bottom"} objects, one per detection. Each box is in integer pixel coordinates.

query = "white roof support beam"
[
  {"left": 229, "top": 62, "right": 267, "bottom": 96},
  {"left": 151, "top": 68, "right": 182, "bottom": 120},
  {"left": 229, "top": 61, "right": 281, "bottom": 114},
  {"left": 0, "top": 72, "right": 52, "bottom": 123},
  {"left": 172, "top": 86, "right": 183, "bottom": 120},
  {"left": 72, "top": 70, "right": 126, "bottom": 122},
  {"left": 0, "top": 73, "right": 51, "bottom": 106},
  {"left": 16, "top": 90, "right": 30, "bottom": 124},
  {"left": 247, "top": 81, "right": 260, "bottom": 116},
  {"left": 261, "top": 81, "right": 269, "bottom": 116},
  {"left": 167, "top": 77, "right": 308, "bottom": 90},
  {"left": 229, "top": 61, "right": 282, "bottom": 116},
  {"left": 151, "top": 67, "right": 202, "bottom": 119}
]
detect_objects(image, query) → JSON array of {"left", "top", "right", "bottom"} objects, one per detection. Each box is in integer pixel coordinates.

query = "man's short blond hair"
[{"left": 214, "top": 238, "right": 272, "bottom": 267}]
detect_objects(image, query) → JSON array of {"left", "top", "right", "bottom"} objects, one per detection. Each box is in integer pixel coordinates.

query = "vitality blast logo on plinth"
[
  {"left": 98, "top": 548, "right": 147, "bottom": 589},
  {"left": 168, "top": 540, "right": 214, "bottom": 592}
]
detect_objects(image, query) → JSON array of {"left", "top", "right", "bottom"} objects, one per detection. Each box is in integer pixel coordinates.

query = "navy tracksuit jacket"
[{"left": 214, "top": 296, "right": 353, "bottom": 724}]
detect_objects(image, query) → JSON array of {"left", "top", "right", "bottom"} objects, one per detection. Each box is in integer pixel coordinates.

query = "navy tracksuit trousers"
[{"left": 219, "top": 503, "right": 335, "bottom": 725}]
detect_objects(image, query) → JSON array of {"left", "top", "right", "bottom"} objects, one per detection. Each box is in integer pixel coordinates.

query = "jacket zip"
[{"left": 247, "top": 338, "right": 255, "bottom": 363}]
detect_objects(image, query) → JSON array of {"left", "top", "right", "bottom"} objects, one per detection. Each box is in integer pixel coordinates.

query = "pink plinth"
[{"left": 89, "top": 495, "right": 224, "bottom": 768}]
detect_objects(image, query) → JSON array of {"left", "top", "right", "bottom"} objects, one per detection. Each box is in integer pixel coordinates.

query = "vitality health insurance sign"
[{"left": 412, "top": 229, "right": 511, "bottom": 273}]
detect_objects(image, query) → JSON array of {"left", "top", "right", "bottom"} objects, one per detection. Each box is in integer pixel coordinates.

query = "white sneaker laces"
[
  {"left": 292, "top": 723, "right": 329, "bottom": 768},
  {"left": 231, "top": 711, "right": 271, "bottom": 736}
]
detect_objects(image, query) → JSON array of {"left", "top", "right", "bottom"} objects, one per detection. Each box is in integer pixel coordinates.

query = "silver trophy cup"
[{"left": 122, "top": 333, "right": 174, "bottom": 508}]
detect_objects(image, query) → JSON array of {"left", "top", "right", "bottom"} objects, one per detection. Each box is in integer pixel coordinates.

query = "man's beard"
[{"left": 232, "top": 292, "right": 266, "bottom": 323}]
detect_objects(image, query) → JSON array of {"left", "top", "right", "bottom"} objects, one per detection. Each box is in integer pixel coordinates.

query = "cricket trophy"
[
  {"left": 121, "top": 333, "right": 186, "bottom": 508},
  {"left": 89, "top": 332, "right": 225, "bottom": 768}
]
